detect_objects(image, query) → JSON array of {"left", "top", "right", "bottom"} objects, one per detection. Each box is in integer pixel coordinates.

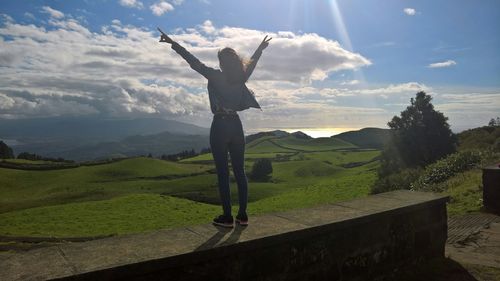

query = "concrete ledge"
[{"left": 0, "top": 190, "right": 449, "bottom": 281}]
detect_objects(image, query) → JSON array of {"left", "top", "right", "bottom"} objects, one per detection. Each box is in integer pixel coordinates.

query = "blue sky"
[{"left": 0, "top": 0, "right": 499, "bottom": 135}]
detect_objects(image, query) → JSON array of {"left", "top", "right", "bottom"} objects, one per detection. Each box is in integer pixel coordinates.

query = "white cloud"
[
  {"left": 150, "top": 1, "right": 175, "bottom": 16},
  {"left": 341, "top": 80, "right": 360, "bottom": 86},
  {"left": 1, "top": 14, "right": 14, "bottom": 23},
  {"left": 119, "top": 0, "right": 144, "bottom": 9},
  {"left": 24, "top": 12, "right": 36, "bottom": 20},
  {"left": 0, "top": 93, "right": 15, "bottom": 109},
  {"left": 1, "top": 16, "right": 493, "bottom": 131},
  {"left": 0, "top": 18, "right": 209, "bottom": 119},
  {"left": 434, "top": 92, "right": 500, "bottom": 131},
  {"left": 356, "top": 82, "right": 430, "bottom": 96},
  {"left": 185, "top": 25, "right": 371, "bottom": 83},
  {"left": 403, "top": 8, "right": 416, "bottom": 16},
  {"left": 199, "top": 20, "right": 215, "bottom": 34},
  {"left": 0, "top": 17, "right": 378, "bottom": 125},
  {"left": 42, "top": 6, "right": 65, "bottom": 19},
  {"left": 428, "top": 60, "right": 457, "bottom": 68}
]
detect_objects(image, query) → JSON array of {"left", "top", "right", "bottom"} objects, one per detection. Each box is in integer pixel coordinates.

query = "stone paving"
[
  {"left": 446, "top": 213, "right": 500, "bottom": 281},
  {"left": 448, "top": 213, "right": 500, "bottom": 244}
]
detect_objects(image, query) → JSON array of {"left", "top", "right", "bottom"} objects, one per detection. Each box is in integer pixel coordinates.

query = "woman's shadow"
[{"left": 194, "top": 225, "right": 246, "bottom": 251}]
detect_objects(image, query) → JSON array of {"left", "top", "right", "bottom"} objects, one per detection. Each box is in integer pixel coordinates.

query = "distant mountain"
[
  {"left": 0, "top": 116, "right": 209, "bottom": 160},
  {"left": 0, "top": 116, "right": 208, "bottom": 141},
  {"left": 55, "top": 131, "right": 210, "bottom": 161},
  {"left": 333, "top": 128, "right": 390, "bottom": 149}
]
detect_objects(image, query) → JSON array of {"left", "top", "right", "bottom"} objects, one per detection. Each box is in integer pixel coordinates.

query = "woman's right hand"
[{"left": 158, "top": 27, "right": 174, "bottom": 44}]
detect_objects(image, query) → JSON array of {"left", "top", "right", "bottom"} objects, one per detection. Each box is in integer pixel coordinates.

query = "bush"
[
  {"left": 411, "top": 150, "right": 483, "bottom": 192},
  {"left": 371, "top": 168, "right": 422, "bottom": 194},
  {"left": 17, "top": 152, "right": 74, "bottom": 163},
  {"left": 250, "top": 158, "right": 273, "bottom": 181},
  {"left": 0, "top": 141, "right": 14, "bottom": 159},
  {"left": 17, "top": 152, "right": 43, "bottom": 161}
]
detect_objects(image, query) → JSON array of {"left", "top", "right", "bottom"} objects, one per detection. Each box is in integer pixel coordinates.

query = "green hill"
[
  {"left": 3, "top": 125, "right": 496, "bottom": 240},
  {"left": 457, "top": 126, "right": 500, "bottom": 151},
  {"left": 0, "top": 157, "right": 213, "bottom": 214},
  {"left": 247, "top": 136, "right": 298, "bottom": 153},
  {"left": 0, "top": 139, "right": 380, "bottom": 238},
  {"left": 248, "top": 133, "right": 356, "bottom": 153},
  {"left": 182, "top": 131, "right": 361, "bottom": 163},
  {"left": 272, "top": 135, "right": 356, "bottom": 151},
  {"left": 245, "top": 130, "right": 289, "bottom": 144},
  {"left": 333, "top": 127, "right": 390, "bottom": 149}
]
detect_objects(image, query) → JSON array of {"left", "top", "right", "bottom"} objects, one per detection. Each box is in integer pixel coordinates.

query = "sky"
[{"left": 0, "top": 0, "right": 499, "bottom": 136}]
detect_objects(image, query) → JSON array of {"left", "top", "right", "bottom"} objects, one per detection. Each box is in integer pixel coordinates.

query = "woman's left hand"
[{"left": 258, "top": 35, "right": 272, "bottom": 51}]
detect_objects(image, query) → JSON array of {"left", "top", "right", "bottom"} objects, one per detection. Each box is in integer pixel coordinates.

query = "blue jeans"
[{"left": 210, "top": 114, "right": 248, "bottom": 217}]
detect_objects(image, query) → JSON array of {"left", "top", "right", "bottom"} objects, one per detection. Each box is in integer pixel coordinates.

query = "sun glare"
[{"left": 328, "top": 0, "right": 367, "bottom": 81}]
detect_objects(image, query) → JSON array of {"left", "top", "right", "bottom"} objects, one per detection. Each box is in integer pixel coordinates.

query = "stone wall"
[{"left": 42, "top": 191, "right": 448, "bottom": 281}]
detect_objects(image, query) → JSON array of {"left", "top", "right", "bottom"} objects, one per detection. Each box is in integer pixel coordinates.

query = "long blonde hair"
[{"left": 218, "top": 47, "right": 251, "bottom": 84}]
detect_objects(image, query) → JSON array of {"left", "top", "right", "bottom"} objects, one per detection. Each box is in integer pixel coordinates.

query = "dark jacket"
[{"left": 171, "top": 42, "right": 262, "bottom": 114}]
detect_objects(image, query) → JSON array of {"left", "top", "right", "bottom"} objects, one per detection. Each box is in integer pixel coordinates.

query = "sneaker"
[
  {"left": 235, "top": 214, "right": 248, "bottom": 226},
  {"left": 212, "top": 215, "right": 234, "bottom": 228}
]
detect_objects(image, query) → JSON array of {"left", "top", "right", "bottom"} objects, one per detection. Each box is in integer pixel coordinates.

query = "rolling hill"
[
  {"left": 0, "top": 131, "right": 380, "bottom": 238},
  {"left": 333, "top": 127, "right": 390, "bottom": 149},
  {"left": 457, "top": 125, "right": 500, "bottom": 151}
]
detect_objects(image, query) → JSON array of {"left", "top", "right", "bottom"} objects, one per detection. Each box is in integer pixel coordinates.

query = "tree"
[
  {"left": 250, "top": 158, "right": 273, "bottom": 181},
  {"left": 382, "top": 91, "right": 457, "bottom": 173},
  {"left": 17, "top": 152, "right": 41, "bottom": 161},
  {"left": 373, "top": 92, "right": 457, "bottom": 193},
  {"left": 0, "top": 141, "right": 14, "bottom": 159},
  {"left": 488, "top": 117, "right": 500, "bottom": 127}
]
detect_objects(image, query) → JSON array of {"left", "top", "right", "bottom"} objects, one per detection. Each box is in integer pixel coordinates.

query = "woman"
[{"left": 159, "top": 29, "right": 271, "bottom": 228}]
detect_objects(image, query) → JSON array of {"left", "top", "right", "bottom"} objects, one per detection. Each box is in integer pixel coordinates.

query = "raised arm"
[
  {"left": 158, "top": 27, "right": 216, "bottom": 79},
  {"left": 245, "top": 35, "right": 272, "bottom": 81}
]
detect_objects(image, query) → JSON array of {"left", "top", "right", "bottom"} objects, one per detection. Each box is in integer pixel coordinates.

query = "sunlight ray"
[{"left": 328, "top": 0, "right": 367, "bottom": 85}]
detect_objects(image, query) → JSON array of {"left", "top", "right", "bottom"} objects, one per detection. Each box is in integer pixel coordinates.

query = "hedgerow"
[{"left": 411, "top": 150, "right": 483, "bottom": 191}]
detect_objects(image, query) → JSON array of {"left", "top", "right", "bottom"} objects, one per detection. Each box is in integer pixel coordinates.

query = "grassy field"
[
  {"left": 0, "top": 158, "right": 213, "bottom": 213},
  {"left": 0, "top": 135, "right": 379, "bottom": 238},
  {"left": 442, "top": 169, "right": 483, "bottom": 216}
]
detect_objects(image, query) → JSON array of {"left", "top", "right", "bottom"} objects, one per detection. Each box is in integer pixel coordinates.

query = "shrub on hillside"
[
  {"left": 250, "top": 158, "right": 273, "bottom": 181},
  {"left": 371, "top": 168, "right": 422, "bottom": 194},
  {"left": 17, "top": 152, "right": 73, "bottom": 163},
  {"left": 411, "top": 150, "right": 483, "bottom": 192},
  {"left": 0, "top": 141, "right": 14, "bottom": 159},
  {"left": 458, "top": 126, "right": 500, "bottom": 152},
  {"left": 488, "top": 117, "right": 500, "bottom": 127}
]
